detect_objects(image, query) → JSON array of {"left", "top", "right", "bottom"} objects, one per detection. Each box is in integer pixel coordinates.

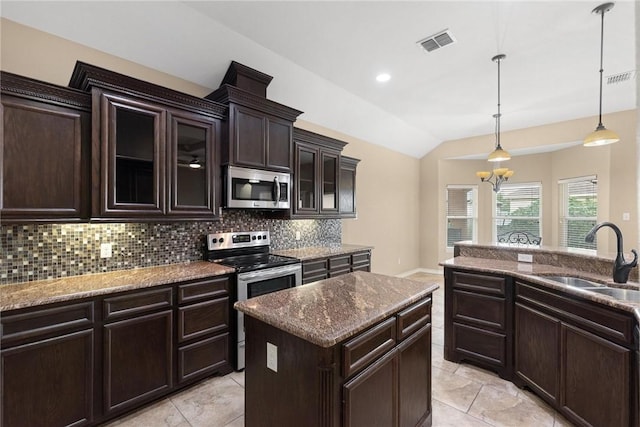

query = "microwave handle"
[{"left": 273, "top": 176, "right": 280, "bottom": 202}]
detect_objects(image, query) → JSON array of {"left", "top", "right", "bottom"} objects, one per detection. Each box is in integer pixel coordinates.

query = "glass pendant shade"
[
  {"left": 584, "top": 124, "right": 620, "bottom": 146},
  {"left": 487, "top": 145, "right": 511, "bottom": 162}
]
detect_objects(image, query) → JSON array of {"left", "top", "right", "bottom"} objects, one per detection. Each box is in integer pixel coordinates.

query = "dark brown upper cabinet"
[
  {"left": 339, "top": 156, "right": 360, "bottom": 218},
  {"left": 292, "top": 128, "right": 346, "bottom": 218},
  {"left": 1, "top": 72, "right": 91, "bottom": 223},
  {"left": 69, "top": 62, "right": 225, "bottom": 221},
  {"left": 206, "top": 61, "right": 302, "bottom": 173}
]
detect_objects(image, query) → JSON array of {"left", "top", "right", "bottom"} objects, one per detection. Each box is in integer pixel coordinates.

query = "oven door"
[
  {"left": 226, "top": 166, "right": 290, "bottom": 209},
  {"left": 235, "top": 263, "right": 302, "bottom": 369}
]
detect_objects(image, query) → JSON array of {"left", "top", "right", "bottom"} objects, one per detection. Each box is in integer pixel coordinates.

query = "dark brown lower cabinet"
[
  {"left": 446, "top": 268, "right": 639, "bottom": 427},
  {"left": 0, "top": 301, "right": 95, "bottom": 427},
  {"left": 398, "top": 323, "right": 432, "bottom": 427},
  {"left": 2, "top": 330, "right": 94, "bottom": 427},
  {"left": 302, "top": 250, "right": 372, "bottom": 284},
  {"left": 103, "top": 310, "right": 173, "bottom": 415},
  {"left": 1, "top": 274, "right": 232, "bottom": 427}
]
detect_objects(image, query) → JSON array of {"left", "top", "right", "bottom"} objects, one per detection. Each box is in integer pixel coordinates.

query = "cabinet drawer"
[
  {"left": 516, "top": 281, "right": 634, "bottom": 345},
  {"left": 303, "top": 259, "right": 328, "bottom": 284},
  {"left": 452, "top": 290, "right": 506, "bottom": 331},
  {"left": 103, "top": 287, "right": 173, "bottom": 322},
  {"left": 351, "top": 251, "right": 370, "bottom": 267},
  {"left": 178, "top": 277, "right": 229, "bottom": 304},
  {"left": 178, "top": 333, "right": 229, "bottom": 383},
  {"left": 329, "top": 254, "right": 351, "bottom": 271},
  {"left": 1, "top": 301, "right": 94, "bottom": 346},
  {"left": 397, "top": 297, "right": 431, "bottom": 341},
  {"left": 452, "top": 322, "right": 506, "bottom": 367},
  {"left": 452, "top": 271, "right": 506, "bottom": 297},
  {"left": 178, "top": 297, "right": 229, "bottom": 343},
  {"left": 343, "top": 317, "right": 396, "bottom": 378},
  {"left": 328, "top": 267, "right": 351, "bottom": 278}
]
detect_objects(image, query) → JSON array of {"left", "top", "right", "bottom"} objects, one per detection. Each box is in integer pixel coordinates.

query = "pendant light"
[
  {"left": 476, "top": 54, "right": 514, "bottom": 193},
  {"left": 584, "top": 2, "right": 620, "bottom": 146}
]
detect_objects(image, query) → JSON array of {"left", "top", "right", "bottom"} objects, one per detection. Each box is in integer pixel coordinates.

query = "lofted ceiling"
[{"left": 2, "top": 1, "right": 636, "bottom": 158}]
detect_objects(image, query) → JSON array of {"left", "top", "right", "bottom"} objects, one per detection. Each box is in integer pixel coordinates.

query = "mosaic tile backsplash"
[{"left": 0, "top": 210, "right": 341, "bottom": 284}]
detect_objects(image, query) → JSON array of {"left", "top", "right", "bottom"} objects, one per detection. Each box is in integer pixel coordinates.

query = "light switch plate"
[
  {"left": 267, "top": 342, "right": 278, "bottom": 372},
  {"left": 100, "top": 243, "right": 113, "bottom": 258},
  {"left": 517, "top": 253, "right": 533, "bottom": 263}
]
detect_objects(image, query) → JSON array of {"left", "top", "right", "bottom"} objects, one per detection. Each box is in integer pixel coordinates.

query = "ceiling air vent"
[
  {"left": 606, "top": 70, "right": 636, "bottom": 85},
  {"left": 417, "top": 29, "right": 457, "bottom": 53}
]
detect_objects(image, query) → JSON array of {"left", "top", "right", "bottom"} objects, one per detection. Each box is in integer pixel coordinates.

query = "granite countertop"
[
  {"left": 271, "top": 244, "right": 373, "bottom": 261},
  {"left": 441, "top": 256, "right": 640, "bottom": 316},
  {"left": 1, "top": 261, "right": 234, "bottom": 312},
  {"left": 234, "top": 271, "right": 439, "bottom": 348}
]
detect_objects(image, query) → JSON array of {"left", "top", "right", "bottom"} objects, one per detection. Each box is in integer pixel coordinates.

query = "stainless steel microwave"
[{"left": 225, "top": 166, "right": 291, "bottom": 209}]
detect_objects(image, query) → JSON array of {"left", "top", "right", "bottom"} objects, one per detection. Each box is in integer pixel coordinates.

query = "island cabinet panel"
[
  {"left": 444, "top": 269, "right": 512, "bottom": 378},
  {"left": 1, "top": 301, "right": 95, "bottom": 427},
  {"left": 513, "top": 279, "right": 636, "bottom": 427},
  {"left": 1, "top": 72, "right": 91, "bottom": 223},
  {"left": 243, "top": 294, "right": 433, "bottom": 427},
  {"left": 343, "top": 349, "right": 398, "bottom": 427},
  {"left": 351, "top": 251, "right": 371, "bottom": 273}
]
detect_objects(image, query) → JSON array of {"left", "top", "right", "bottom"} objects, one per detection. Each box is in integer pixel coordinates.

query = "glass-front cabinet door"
[
  {"left": 167, "top": 111, "right": 217, "bottom": 217},
  {"left": 339, "top": 156, "right": 359, "bottom": 218},
  {"left": 294, "top": 143, "right": 318, "bottom": 215},
  {"left": 320, "top": 152, "right": 339, "bottom": 214},
  {"left": 99, "top": 91, "right": 165, "bottom": 217}
]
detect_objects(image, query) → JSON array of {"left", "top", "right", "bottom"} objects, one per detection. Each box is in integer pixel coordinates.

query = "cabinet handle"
[{"left": 273, "top": 176, "right": 281, "bottom": 203}]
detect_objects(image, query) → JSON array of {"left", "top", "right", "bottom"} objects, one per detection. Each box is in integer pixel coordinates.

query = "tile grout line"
[{"left": 168, "top": 395, "right": 194, "bottom": 427}]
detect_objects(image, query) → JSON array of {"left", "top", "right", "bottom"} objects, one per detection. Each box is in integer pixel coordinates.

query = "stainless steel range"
[{"left": 205, "top": 230, "right": 301, "bottom": 370}]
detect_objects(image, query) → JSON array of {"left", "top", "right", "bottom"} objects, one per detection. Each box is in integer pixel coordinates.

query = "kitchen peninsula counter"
[
  {"left": 235, "top": 271, "right": 438, "bottom": 427},
  {"left": 0, "top": 261, "right": 234, "bottom": 311}
]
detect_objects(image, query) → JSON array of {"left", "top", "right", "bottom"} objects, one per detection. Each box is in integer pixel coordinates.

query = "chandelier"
[{"left": 476, "top": 54, "right": 514, "bottom": 192}]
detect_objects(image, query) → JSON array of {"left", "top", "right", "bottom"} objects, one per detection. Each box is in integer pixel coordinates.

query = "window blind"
[
  {"left": 559, "top": 176, "right": 597, "bottom": 250},
  {"left": 446, "top": 186, "right": 477, "bottom": 247}
]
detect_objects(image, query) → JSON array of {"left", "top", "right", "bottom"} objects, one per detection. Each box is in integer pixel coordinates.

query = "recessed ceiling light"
[{"left": 376, "top": 73, "right": 391, "bottom": 83}]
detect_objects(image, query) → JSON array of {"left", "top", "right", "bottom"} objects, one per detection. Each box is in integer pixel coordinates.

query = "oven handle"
[{"left": 237, "top": 263, "right": 301, "bottom": 282}]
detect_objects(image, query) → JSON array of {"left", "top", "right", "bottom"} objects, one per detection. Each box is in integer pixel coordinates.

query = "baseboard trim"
[{"left": 396, "top": 267, "right": 443, "bottom": 278}]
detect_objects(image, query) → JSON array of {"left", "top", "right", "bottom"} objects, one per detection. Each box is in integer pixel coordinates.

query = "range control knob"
[
  {"left": 218, "top": 238, "right": 224, "bottom": 244},
  {"left": 211, "top": 238, "right": 218, "bottom": 244},
  {"left": 257, "top": 235, "right": 262, "bottom": 240},
  {"left": 252, "top": 236, "right": 257, "bottom": 240},
  {"left": 262, "top": 234, "right": 267, "bottom": 239}
]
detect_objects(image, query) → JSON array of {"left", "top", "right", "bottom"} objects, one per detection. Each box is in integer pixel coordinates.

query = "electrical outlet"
[
  {"left": 267, "top": 342, "right": 278, "bottom": 372},
  {"left": 623, "top": 212, "right": 630, "bottom": 221},
  {"left": 100, "top": 243, "right": 113, "bottom": 258},
  {"left": 517, "top": 253, "right": 533, "bottom": 263},
  {"left": 295, "top": 231, "right": 301, "bottom": 241}
]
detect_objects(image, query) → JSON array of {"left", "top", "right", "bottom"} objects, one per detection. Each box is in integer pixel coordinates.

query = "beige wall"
[
  {"left": 422, "top": 110, "right": 638, "bottom": 270},
  {"left": 295, "top": 121, "right": 421, "bottom": 276}
]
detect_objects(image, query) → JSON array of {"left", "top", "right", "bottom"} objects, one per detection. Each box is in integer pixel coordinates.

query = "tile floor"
[{"left": 105, "top": 272, "right": 575, "bottom": 427}]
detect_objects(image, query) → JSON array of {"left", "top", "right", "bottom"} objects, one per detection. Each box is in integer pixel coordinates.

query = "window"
[
  {"left": 559, "top": 176, "right": 597, "bottom": 251},
  {"left": 493, "top": 183, "right": 542, "bottom": 242},
  {"left": 446, "top": 186, "right": 477, "bottom": 248}
]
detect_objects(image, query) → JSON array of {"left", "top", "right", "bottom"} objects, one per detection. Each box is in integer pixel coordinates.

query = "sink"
[
  {"left": 587, "top": 288, "right": 640, "bottom": 303},
  {"left": 541, "top": 276, "right": 606, "bottom": 289}
]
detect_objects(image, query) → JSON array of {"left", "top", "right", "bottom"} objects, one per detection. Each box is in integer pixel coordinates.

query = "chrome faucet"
[{"left": 585, "top": 222, "right": 638, "bottom": 283}]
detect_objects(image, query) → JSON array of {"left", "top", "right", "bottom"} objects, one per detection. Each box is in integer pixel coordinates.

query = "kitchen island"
[{"left": 234, "top": 271, "right": 439, "bottom": 427}]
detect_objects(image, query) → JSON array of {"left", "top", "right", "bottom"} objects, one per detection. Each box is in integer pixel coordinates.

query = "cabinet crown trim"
[
  {"left": 1, "top": 71, "right": 91, "bottom": 111},
  {"left": 293, "top": 128, "right": 348, "bottom": 151},
  {"left": 68, "top": 61, "right": 227, "bottom": 118},
  {"left": 206, "top": 85, "right": 302, "bottom": 121}
]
